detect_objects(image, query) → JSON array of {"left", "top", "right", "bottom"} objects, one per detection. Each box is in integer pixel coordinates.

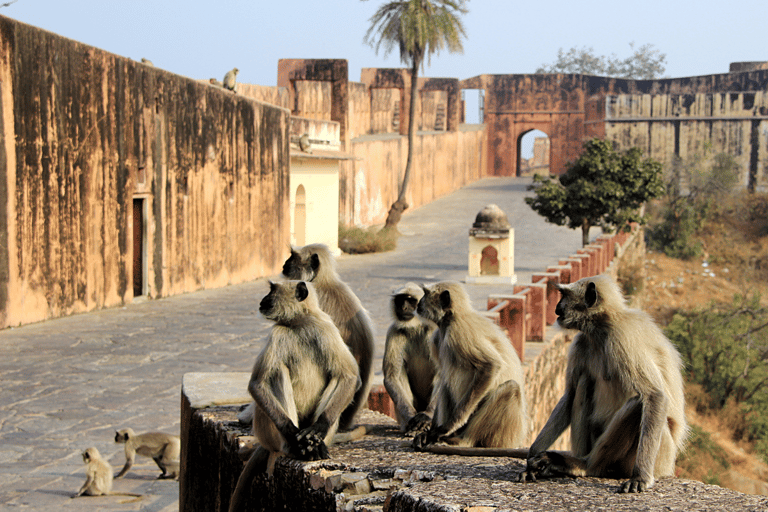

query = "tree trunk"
[
  {"left": 384, "top": 57, "right": 421, "bottom": 230},
  {"left": 581, "top": 219, "right": 591, "bottom": 247}
]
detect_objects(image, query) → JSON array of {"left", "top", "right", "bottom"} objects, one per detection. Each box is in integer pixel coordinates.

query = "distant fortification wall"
[
  {"left": 0, "top": 16, "right": 291, "bottom": 328},
  {"left": 463, "top": 70, "right": 768, "bottom": 185}
]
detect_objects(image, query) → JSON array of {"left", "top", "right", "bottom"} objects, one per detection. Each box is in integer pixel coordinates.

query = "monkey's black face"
[
  {"left": 259, "top": 289, "right": 276, "bottom": 316},
  {"left": 417, "top": 290, "right": 443, "bottom": 324},
  {"left": 394, "top": 294, "right": 418, "bottom": 321},
  {"left": 282, "top": 251, "right": 317, "bottom": 281}
]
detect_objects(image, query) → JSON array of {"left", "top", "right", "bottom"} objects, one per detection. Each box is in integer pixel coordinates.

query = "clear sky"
[{"left": 4, "top": 0, "right": 766, "bottom": 89}]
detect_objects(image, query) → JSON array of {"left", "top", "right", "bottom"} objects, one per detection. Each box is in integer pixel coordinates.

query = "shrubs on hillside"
[{"left": 666, "top": 294, "right": 768, "bottom": 461}]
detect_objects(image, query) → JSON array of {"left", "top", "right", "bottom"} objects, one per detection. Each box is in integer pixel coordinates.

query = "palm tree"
[{"left": 363, "top": 0, "right": 468, "bottom": 230}]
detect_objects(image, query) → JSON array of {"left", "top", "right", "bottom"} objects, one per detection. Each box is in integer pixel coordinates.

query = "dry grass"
[{"left": 338, "top": 224, "right": 398, "bottom": 254}]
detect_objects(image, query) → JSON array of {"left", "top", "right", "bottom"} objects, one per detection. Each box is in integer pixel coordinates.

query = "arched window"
[{"left": 480, "top": 245, "right": 499, "bottom": 275}]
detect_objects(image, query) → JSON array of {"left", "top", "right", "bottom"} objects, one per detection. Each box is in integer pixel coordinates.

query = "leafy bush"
[{"left": 338, "top": 224, "right": 397, "bottom": 254}]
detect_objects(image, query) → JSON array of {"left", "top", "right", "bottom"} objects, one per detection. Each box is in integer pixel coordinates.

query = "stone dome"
[
  {"left": 472, "top": 204, "right": 510, "bottom": 230},
  {"left": 470, "top": 204, "right": 510, "bottom": 238}
]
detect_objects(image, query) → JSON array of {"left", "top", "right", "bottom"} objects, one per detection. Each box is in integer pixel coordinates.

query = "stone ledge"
[{"left": 180, "top": 397, "right": 768, "bottom": 512}]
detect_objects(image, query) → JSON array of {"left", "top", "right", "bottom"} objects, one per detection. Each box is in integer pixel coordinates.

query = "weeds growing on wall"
[{"left": 338, "top": 224, "right": 398, "bottom": 254}]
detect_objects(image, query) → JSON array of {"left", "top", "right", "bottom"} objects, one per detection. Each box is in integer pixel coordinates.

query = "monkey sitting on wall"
[
  {"left": 228, "top": 280, "right": 359, "bottom": 512},
  {"left": 383, "top": 282, "right": 437, "bottom": 434},
  {"left": 412, "top": 281, "right": 528, "bottom": 451},
  {"left": 114, "top": 428, "right": 180, "bottom": 479},
  {"left": 516, "top": 274, "right": 688, "bottom": 493},
  {"left": 281, "top": 243, "right": 375, "bottom": 431},
  {"left": 72, "top": 447, "right": 142, "bottom": 499}
]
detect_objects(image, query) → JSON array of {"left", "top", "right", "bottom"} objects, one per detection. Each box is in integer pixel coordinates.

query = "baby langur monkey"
[
  {"left": 516, "top": 275, "right": 688, "bottom": 493},
  {"left": 114, "top": 428, "right": 180, "bottom": 479},
  {"left": 72, "top": 447, "right": 142, "bottom": 499},
  {"left": 383, "top": 282, "right": 437, "bottom": 434},
  {"left": 228, "top": 280, "right": 360, "bottom": 512},
  {"left": 412, "top": 281, "right": 528, "bottom": 452}
]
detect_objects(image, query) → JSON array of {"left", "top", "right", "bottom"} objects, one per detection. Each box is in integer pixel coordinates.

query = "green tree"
[
  {"left": 537, "top": 42, "right": 666, "bottom": 79},
  {"left": 363, "top": 0, "right": 468, "bottom": 229},
  {"left": 525, "top": 138, "right": 664, "bottom": 246}
]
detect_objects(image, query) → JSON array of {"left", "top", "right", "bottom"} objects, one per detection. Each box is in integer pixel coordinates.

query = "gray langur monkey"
[
  {"left": 298, "top": 133, "right": 312, "bottom": 154},
  {"left": 281, "top": 243, "right": 375, "bottom": 431},
  {"left": 412, "top": 281, "right": 528, "bottom": 451},
  {"left": 223, "top": 67, "right": 239, "bottom": 92},
  {"left": 228, "top": 280, "right": 359, "bottom": 512},
  {"left": 516, "top": 274, "right": 688, "bottom": 493},
  {"left": 72, "top": 447, "right": 142, "bottom": 499},
  {"left": 383, "top": 282, "right": 437, "bottom": 434},
  {"left": 114, "top": 428, "right": 180, "bottom": 479}
]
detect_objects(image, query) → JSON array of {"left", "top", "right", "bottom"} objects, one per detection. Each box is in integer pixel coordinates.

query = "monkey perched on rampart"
[
  {"left": 383, "top": 282, "right": 437, "bottom": 434},
  {"left": 412, "top": 281, "right": 528, "bottom": 451},
  {"left": 516, "top": 274, "right": 688, "bottom": 493},
  {"left": 228, "top": 280, "right": 359, "bottom": 512},
  {"left": 281, "top": 244, "right": 375, "bottom": 431},
  {"left": 114, "top": 428, "right": 180, "bottom": 479},
  {"left": 72, "top": 447, "right": 142, "bottom": 499},
  {"left": 223, "top": 67, "right": 239, "bottom": 92}
]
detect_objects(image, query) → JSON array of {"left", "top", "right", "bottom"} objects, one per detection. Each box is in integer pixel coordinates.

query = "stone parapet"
[{"left": 179, "top": 382, "right": 768, "bottom": 511}]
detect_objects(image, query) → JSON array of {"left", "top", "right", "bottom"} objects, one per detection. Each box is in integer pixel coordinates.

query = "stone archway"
[{"left": 518, "top": 129, "right": 550, "bottom": 176}]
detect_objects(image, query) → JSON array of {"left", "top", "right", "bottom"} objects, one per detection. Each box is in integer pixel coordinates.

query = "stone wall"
[
  {"left": 0, "top": 16, "right": 291, "bottom": 328},
  {"left": 340, "top": 126, "right": 486, "bottom": 227},
  {"left": 463, "top": 70, "right": 768, "bottom": 179},
  {"left": 604, "top": 91, "right": 768, "bottom": 190}
]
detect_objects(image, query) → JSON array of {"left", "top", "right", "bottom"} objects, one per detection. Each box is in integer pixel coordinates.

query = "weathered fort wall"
[
  {"left": 0, "top": 16, "right": 291, "bottom": 328},
  {"left": 604, "top": 90, "right": 768, "bottom": 190},
  {"left": 464, "top": 70, "right": 768, "bottom": 184},
  {"left": 341, "top": 126, "right": 485, "bottom": 226}
]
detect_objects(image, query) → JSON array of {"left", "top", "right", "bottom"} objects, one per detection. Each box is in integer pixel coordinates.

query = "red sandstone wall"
[{"left": 0, "top": 16, "right": 291, "bottom": 328}]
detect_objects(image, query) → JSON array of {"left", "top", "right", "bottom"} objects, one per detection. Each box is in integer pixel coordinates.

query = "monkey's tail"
[
  {"left": 228, "top": 446, "right": 269, "bottom": 512},
  {"left": 425, "top": 445, "right": 529, "bottom": 458},
  {"left": 332, "top": 425, "right": 366, "bottom": 444}
]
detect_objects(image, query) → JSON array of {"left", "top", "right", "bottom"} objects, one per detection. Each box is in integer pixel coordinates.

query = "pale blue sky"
[{"left": 4, "top": 0, "right": 765, "bottom": 88}]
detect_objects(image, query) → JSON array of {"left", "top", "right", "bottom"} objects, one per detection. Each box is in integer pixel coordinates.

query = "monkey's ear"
[
  {"left": 585, "top": 281, "right": 598, "bottom": 308},
  {"left": 310, "top": 253, "right": 321, "bottom": 272},
  {"left": 439, "top": 290, "right": 452, "bottom": 310},
  {"left": 295, "top": 281, "right": 309, "bottom": 302}
]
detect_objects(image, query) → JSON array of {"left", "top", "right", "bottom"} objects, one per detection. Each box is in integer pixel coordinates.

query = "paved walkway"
[{"left": 0, "top": 177, "right": 595, "bottom": 511}]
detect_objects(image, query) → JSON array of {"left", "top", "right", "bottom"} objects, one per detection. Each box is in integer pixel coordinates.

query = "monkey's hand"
[
  {"left": 404, "top": 412, "right": 432, "bottom": 435},
  {"left": 515, "top": 452, "right": 566, "bottom": 483},
  {"left": 294, "top": 417, "right": 331, "bottom": 461},
  {"left": 619, "top": 473, "right": 654, "bottom": 493},
  {"left": 411, "top": 425, "right": 447, "bottom": 452}
]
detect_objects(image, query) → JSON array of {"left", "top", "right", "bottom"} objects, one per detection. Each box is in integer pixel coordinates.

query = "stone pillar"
[{"left": 467, "top": 204, "right": 517, "bottom": 284}]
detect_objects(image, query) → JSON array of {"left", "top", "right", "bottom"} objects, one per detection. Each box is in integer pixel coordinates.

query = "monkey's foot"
[
  {"left": 619, "top": 476, "right": 653, "bottom": 493},
  {"left": 404, "top": 413, "right": 431, "bottom": 435},
  {"left": 516, "top": 451, "right": 578, "bottom": 483},
  {"left": 294, "top": 433, "right": 329, "bottom": 461},
  {"left": 412, "top": 425, "right": 448, "bottom": 451}
]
